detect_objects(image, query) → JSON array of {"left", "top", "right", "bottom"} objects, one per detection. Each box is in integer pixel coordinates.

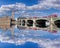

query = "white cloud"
[
  {"left": 0, "top": 0, "right": 60, "bottom": 12},
  {"left": 0, "top": 0, "right": 60, "bottom": 16},
  {"left": 39, "top": 0, "right": 60, "bottom": 9},
  {"left": 23, "top": 0, "right": 60, "bottom": 10}
]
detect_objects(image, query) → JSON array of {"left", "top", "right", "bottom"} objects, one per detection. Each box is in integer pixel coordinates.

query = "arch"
[
  {"left": 35, "top": 19, "right": 49, "bottom": 28},
  {"left": 54, "top": 20, "right": 60, "bottom": 28},
  {"left": 27, "top": 20, "right": 33, "bottom": 27},
  {"left": 22, "top": 20, "right": 25, "bottom": 26}
]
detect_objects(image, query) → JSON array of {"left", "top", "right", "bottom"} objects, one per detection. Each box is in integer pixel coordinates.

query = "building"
[
  {"left": 0, "top": 11, "right": 16, "bottom": 30},
  {"left": 0, "top": 16, "right": 11, "bottom": 30}
]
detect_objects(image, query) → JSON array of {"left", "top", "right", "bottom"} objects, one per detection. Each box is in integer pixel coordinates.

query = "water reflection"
[
  {"left": 0, "top": 25, "right": 60, "bottom": 48},
  {"left": 0, "top": 16, "right": 60, "bottom": 48}
]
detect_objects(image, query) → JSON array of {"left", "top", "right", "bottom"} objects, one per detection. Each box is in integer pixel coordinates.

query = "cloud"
[
  {"left": 0, "top": 0, "right": 60, "bottom": 11},
  {"left": 0, "top": 0, "right": 60, "bottom": 16},
  {"left": 29, "top": 0, "right": 60, "bottom": 10},
  {"left": 40, "top": 0, "right": 60, "bottom": 9}
]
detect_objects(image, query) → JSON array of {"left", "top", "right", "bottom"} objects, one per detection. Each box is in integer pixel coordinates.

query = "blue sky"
[
  {"left": 0, "top": 0, "right": 60, "bottom": 17},
  {"left": 0, "top": 0, "right": 38, "bottom": 6},
  {"left": 0, "top": 0, "right": 60, "bottom": 48}
]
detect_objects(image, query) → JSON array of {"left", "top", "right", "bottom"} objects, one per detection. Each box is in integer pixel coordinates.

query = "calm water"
[{"left": 0, "top": 27, "right": 60, "bottom": 48}]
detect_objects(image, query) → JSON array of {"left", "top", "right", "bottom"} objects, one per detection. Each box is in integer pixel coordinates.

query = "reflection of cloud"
[
  {"left": 0, "top": 30, "right": 60, "bottom": 48},
  {"left": 0, "top": 35, "right": 60, "bottom": 48}
]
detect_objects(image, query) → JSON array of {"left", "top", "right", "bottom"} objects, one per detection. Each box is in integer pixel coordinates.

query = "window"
[
  {"left": 27, "top": 20, "right": 33, "bottom": 27},
  {"left": 54, "top": 20, "right": 60, "bottom": 28},
  {"left": 35, "top": 19, "right": 49, "bottom": 28}
]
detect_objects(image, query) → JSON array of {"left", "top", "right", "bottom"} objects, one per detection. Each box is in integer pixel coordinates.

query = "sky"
[
  {"left": 0, "top": 0, "right": 60, "bottom": 48},
  {"left": 0, "top": 0, "right": 39, "bottom": 6},
  {"left": 0, "top": 0, "right": 60, "bottom": 17}
]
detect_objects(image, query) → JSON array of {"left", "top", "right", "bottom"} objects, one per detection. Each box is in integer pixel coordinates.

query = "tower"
[{"left": 11, "top": 10, "right": 14, "bottom": 19}]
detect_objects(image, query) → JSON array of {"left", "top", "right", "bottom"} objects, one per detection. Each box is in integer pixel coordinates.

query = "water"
[
  {"left": 0, "top": 42, "right": 42, "bottom": 48},
  {"left": 0, "top": 27, "right": 60, "bottom": 48}
]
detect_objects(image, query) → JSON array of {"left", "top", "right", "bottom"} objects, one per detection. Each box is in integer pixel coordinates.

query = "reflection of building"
[{"left": 17, "top": 15, "right": 60, "bottom": 33}]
